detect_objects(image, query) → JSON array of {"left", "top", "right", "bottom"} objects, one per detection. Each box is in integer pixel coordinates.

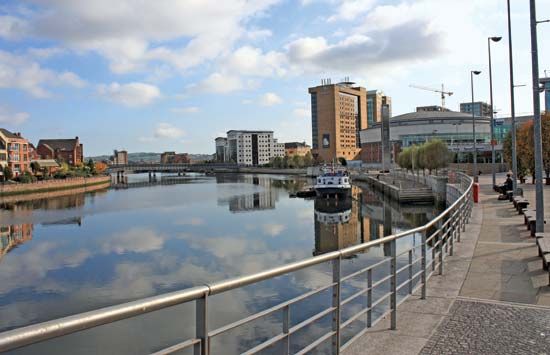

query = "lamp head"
[
  {"left": 472, "top": 70, "right": 482, "bottom": 75},
  {"left": 490, "top": 36, "right": 502, "bottom": 42}
]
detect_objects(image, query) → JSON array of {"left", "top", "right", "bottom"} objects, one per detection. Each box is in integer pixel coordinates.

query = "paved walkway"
[{"left": 344, "top": 173, "right": 550, "bottom": 355}]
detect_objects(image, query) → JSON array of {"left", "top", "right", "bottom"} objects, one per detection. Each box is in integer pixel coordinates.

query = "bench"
[
  {"left": 515, "top": 199, "right": 530, "bottom": 214},
  {"left": 527, "top": 214, "right": 547, "bottom": 237},
  {"left": 506, "top": 190, "right": 514, "bottom": 202},
  {"left": 536, "top": 233, "right": 550, "bottom": 285},
  {"left": 524, "top": 210, "right": 536, "bottom": 225}
]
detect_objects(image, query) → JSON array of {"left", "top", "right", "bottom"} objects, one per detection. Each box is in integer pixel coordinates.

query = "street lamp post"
[
  {"left": 470, "top": 70, "right": 482, "bottom": 182},
  {"left": 488, "top": 36, "right": 502, "bottom": 188},
  {"left": 507, "top": 0, "right": 519, "bottom": 194},
  {"left": 529, "top": 0, "right": 545, "bottom": 233}
]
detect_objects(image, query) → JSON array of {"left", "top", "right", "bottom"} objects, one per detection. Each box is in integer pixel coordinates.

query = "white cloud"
[
  {"left": 27, "top": 47, "right": 66, "bottom": 59},
  {"left": 0, "top": 107, "right": 30, "bottom": 125},
  {"left": 154, "top": 123, "right": 185, "bottom": 139},
  {"left": 259, "top": 92, "right": 283, "bottom": 106},
  {"left": 97, "top": 82, "right": 160, "bottom": 107},
  {"left": 0, "top": 15, "right": 28, "bottom": 40},
  {"left": 327, "top": 0, "right": 377, "bottom": 22},
  {"left": 0, "top": 50, "right": 86, "bottom": 98},
  {"left": 190, "top": 72, "right": 246, "bottom": 94},
  {"left": 102, "top": 228, "right": 165, "bottom": 255},
  {"left": 3, "top": 0, "right": 280, "bottom": 74},
  {"left": 262, "top": 223, "right": 285, "bottom": 237},
  {"left": 171, "top": 106, "right": 200, "bottom": 114},
  {"left": 223, "top": 46, "right": 286, "bottom": 77}
]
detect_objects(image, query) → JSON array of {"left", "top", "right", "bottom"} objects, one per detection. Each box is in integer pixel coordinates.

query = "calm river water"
[{"left": 0, "top": 174, "right": 443, "bottom": 354}]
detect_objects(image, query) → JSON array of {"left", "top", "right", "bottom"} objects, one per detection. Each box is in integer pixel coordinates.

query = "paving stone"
[{"left": 420, "top": 300, "right": 550, "bottom": 355}]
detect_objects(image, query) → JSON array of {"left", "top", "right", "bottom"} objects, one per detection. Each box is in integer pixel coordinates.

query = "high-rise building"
[
  {"left": 215, "top": 137, "right": 228, "bottom": 162},
  {"left": 367, "top": 90, "right": 392, "bottom": 126},
  {"left": 309, "top": 80, "right": 368, "bottom": 162},
  {"left": 221, "top": 130, "right": 285, "bottom": 166},
  {"left": 460, "top": 101, "right": 492, "bottom": 117}
]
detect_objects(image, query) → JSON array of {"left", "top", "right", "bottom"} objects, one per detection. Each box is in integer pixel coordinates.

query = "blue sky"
[{"left": 0, "top": 0, "right": 548, "bottom": 156}]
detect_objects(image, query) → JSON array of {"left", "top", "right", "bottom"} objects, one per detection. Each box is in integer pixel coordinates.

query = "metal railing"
[{"left": 0, "top": 173, "right": 474, "bottom": 354}]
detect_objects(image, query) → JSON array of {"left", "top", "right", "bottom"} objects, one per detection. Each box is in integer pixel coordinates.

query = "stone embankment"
[
  {"left": 352, "top": 172, "right": 435, "bottom": 203},
  {"left": 0, "top": 176, "right": 111, "bottom": 198}
]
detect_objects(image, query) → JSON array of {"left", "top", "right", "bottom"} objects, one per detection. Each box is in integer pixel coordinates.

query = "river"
[{"left": 0, "top": 173, "right": 443, "bottom": 354}]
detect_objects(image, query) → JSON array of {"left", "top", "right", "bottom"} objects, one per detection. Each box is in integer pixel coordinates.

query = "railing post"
[
  {"left": 367, "top": 269, "right": 372, "bottom": 327},
  {"left": 408, "top": 249, "right": 413, "bottom": 295},
  {"left": 438, "top": 221, "right": 444, "bottom": 275},
  {"left": 332, "top": 256, "right": 341, "bottom": 354},
  {"left": 421, "top": 230, "right": 427, "bottom": 299},
  {"left": 282, "top": 305, "right": 290, "bottom": 355},
  {"left": 195, "top": 295, "right": 209, "bottom": 355},
  {"left": 390, "top": 239, "right": 397, "bottom": 330}
]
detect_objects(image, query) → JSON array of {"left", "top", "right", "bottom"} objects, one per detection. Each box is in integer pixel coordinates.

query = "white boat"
[{"left": 314, "top": 166, "right": 351, "bottom": 198}]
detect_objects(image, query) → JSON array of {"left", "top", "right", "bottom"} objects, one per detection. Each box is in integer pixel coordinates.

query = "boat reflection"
[{"left": 313, "top": 190, "right": 365, "bottom": 257}]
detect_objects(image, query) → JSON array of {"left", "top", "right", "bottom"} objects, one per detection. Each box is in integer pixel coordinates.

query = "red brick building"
[
  {"left": 160, "top": 152, "right": 190, "bottom": 164},
  {"left": 37, "top": 137, "right": 83, "bottom": 166},
  {"left": 0, "top": 129, "right": 31, "bottom": 176}
]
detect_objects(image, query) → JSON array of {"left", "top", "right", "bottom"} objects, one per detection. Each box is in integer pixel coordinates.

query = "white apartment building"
[{"left": 219, "top": 130, "right": 285, "bottom": 166}]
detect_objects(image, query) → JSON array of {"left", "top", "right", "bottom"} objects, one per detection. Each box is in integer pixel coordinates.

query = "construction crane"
[{"left": 409, "top": 84, "right": 453, "bottom": 109}]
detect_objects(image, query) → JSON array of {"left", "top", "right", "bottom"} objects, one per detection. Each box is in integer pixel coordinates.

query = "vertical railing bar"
[
  {"left": 282, "top": 305, "right": 290, "bottom": 355},
  {"left": 408, "top": 249, "right": 413, "bottom": 295},
  {"left": 332, "top": 256, "right": 341, "bottom": 354},
  {"left": 421, "top": 230, "right": 427, "bottom": 300},
  {"left": 367, "top": 269, "right": 372, "bottom": 327},
  {"left": 390, "top": 239, "right": 397, "bottom": 330},
  {"left": 195, "top": 296, "right": 208, "bottom": 355},
  {"left": 438, "top": 220, "right": 444, "bottom": 275}
]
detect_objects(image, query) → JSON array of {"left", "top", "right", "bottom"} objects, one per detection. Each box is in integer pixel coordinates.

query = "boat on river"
[{"left": 314, "top": 166, "right": 351, "bottom": 198}]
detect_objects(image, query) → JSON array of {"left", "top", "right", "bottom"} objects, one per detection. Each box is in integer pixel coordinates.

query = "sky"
[{"left": 0, "top": 0, "right": 549, "bottom": 156}]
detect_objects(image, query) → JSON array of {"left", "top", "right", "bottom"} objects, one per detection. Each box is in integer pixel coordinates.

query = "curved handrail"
[{"left": 0, "top": 172, "right": 474, "bottom": 353}]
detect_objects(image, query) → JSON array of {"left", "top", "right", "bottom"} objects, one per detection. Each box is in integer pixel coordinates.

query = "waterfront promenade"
[{"left": 345, "top": 173, "right": 550, "bottom": 355}]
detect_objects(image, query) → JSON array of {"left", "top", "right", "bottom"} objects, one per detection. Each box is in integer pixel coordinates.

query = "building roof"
[
  {"left": 227, "top": 130, "right": 274, "bottom": 134},
  {"left": 284, "top": 142, "right": 310, "bottom": 149},
  {"left": 364, "top": 110, "right": 489, "bottom": 130},
  {"left": 0, "top": 128, "right": 22, "bottom": 139},
  {"left": 32, "top": 159, "right": 60, "bottom": 168},
  {"left": 38, "top": 138, "right": 79, "bottom": 151}
]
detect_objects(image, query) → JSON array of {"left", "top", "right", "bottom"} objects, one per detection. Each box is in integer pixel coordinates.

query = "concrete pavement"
[{"left": 344, "top": 172, "right": 550, "bottom": 355}]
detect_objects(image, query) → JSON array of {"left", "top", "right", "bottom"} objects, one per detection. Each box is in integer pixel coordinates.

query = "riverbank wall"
[{"left": 0, "top": 176, "right": 111, "bottom": 198}]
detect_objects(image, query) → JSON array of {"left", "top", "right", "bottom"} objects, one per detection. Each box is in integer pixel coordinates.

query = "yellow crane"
[{"left": 409, "top": 84, "right": 453, "bottom": 109}]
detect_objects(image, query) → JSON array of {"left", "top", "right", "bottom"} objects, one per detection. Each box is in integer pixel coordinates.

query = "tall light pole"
[
  {"left": 529, "top": 0, "right": 545, "bottom": 233},
  {"left": 507, "top": 0, "right": 519, "bottom": 194},
  {"left": 488, "top": 36, "right": 502, "bottom": 188},
  {"left": 470, "top": 70, "right": 482, "bottom": 182}
]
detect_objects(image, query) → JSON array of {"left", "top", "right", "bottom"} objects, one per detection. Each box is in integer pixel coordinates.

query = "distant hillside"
[{"left": 87, "top": 152, "right": 212, "bottom": 163}]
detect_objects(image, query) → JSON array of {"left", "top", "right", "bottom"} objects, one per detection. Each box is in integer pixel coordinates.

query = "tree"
[
  {"left": 30, "top": 161, "right": 40, "bottom": 174},
  {"left": 338, "top": 157, "right": 347, "bottom": 166},
  {"left": 292, "top": 155, "right": 304, "bottom": 168},
  {"left": 397, "top": 147, "right": 413, "bottom": 171},
  {"left": 422, "top": 139, "right": 450, "bottom": 175},
  {"left": 87, "top": 159, "right": 96, "bottom": 174},
  {"left": 303, "top": 151, "right": 313, "bottom": 167},
  {"left": 95, "top": 161, "right": 108, "bottom": 174},
  {"left": 517, "top": 121, "right": 535, "bottom": 183},
  {"left": 271, "top": 156, "right": 283, "bottom": 169},
  {"left": 3, "top": 166, "right": 13, "bottom": 181},
  {"left": 542, "top": 112, "right": 550, "bottom": 181}
]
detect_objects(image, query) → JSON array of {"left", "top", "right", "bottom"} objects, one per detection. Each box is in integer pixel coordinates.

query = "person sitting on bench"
[{"left": 497, "top": 174, "right": 513, "bottom": 194}]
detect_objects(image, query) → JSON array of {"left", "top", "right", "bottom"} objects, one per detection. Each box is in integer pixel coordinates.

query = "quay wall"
[{"left": 0, "top": 176, "right": 111, "bottom": 197}]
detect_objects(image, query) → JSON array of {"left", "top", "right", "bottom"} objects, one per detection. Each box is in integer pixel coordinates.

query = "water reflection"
[
  {"left": 0, "top": 174, "right": 443, "bottom": 354},
  {"left": 0, "top": 224, "right": 33, "bottom": 262}
]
